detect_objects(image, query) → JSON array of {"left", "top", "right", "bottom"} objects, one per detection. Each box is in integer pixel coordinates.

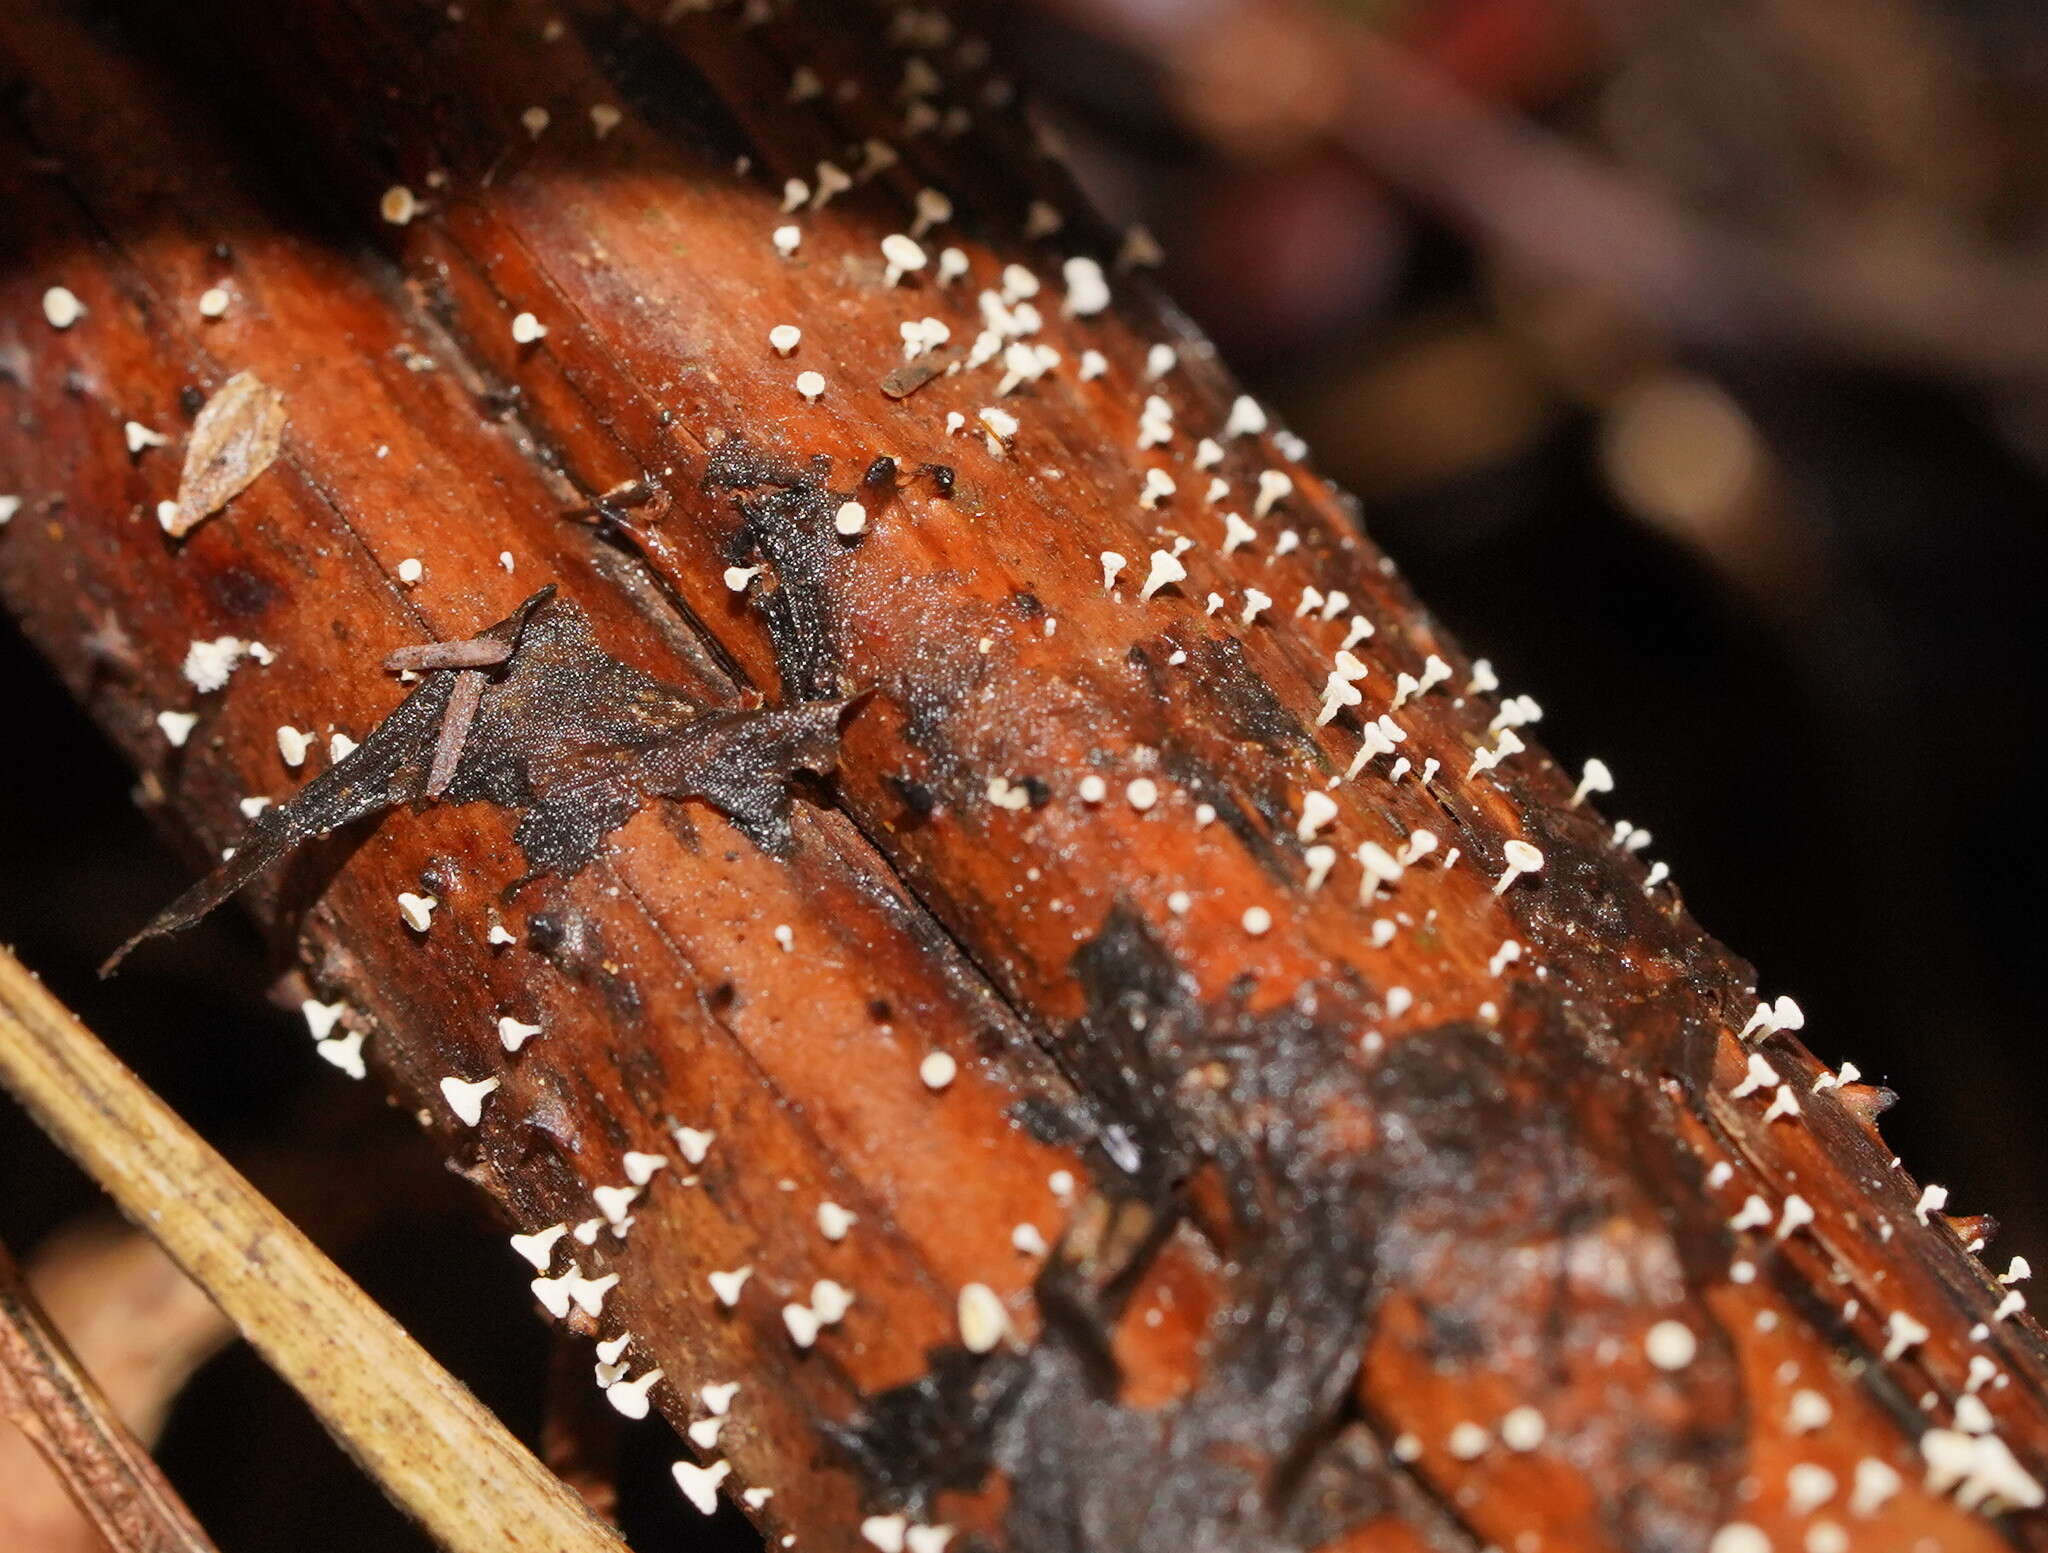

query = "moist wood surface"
[{"left": 1, "top": 2, "right": 2044, "bottom": 1551}]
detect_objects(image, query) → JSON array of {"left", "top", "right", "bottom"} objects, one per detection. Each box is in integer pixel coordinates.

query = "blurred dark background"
[{"left": 4, "top": 0, "right": 2046, "bottom": 1546}]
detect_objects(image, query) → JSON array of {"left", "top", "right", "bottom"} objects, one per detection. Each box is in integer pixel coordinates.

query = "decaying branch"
[{"left": 2, "top": 1, "right": 2046, "bottom": 1551}]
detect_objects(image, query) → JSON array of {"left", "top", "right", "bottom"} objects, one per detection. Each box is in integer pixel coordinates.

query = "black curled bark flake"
[
  {"left": 837, "top": 908, "right": 1744, "bottom": 1553},
  {"left": 106, "top": 587, "right": 843, "bottom": 970}
]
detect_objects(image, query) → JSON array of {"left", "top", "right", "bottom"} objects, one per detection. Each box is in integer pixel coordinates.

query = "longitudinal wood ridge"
[{"left": 0, "top": 2, "right": 2042, "bottom": 1550}]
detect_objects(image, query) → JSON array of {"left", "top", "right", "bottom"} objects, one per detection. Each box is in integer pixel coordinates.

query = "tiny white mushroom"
[
  {"left": 1025, "top": 200, "right": 1064, "bottom": 238},
  {"left": 1139, "top": 550, "right": 1185, "bottom": 600},
  {"left": 818, "top": 1202, "right": 858, "bottom": 1241},
  {"left": 440, "top": 1075, "right": 498, "bottom": 1126},
  {"left": 1571, "top": 758, "right": 1615, "bottom": 807},
  {"left": 673, "top": 1126, "right": 715, "bottom": 1164},
  {"left": 381, "top": 184, "right": 419, "bottom": 225},
  {"left": 509, "top": 1224, "right": 567, "bottom": 1271},
  {"left": 42, "top": 287, "right": 85, "bottom": 329},
  {"left": 769, "top": 323, "right": 802, "bottom": 354},
  {"left": 811, "top": 1280, "right": 854, "bottom": 1324},
  {"left": 709, "top": 1266, "right": 753, "bottom": 1307},
  {"left": 919, "top": 1051, "right": 958, "bottom": 1091},
  {"left": 276, "top": 725, "right": 314, "bottom": 766},
  {"left": 589, "top": 103, "right": 623, "bottom": 139},
  {"left": 1304, "top": 845, "right": 1337, "bottom": 894},
  {"left": 672, "top": 1459, "right": 730, "bottom": 1516},
  {"left": 1447, "top": 1422, "right": 1490, "bottom": 1460},
  {"left": 835, "top": 500, "right": 868, "bottom": 536},
  {"left": 302, "top": 999, "right": 347, "bottom": 1041},
  {"left": 1061, "top": 256, "right": 1110, "bottom": 316},
  {"left": 957, "top": 1283, "right": 1008, "bottom": 1353},
  {"left": 498, "top": 1015, "right": 543, "bottom": 1052},
  {"left": 624, "top": 1151, "right": 668, "bottom": 1186},
  {"left": 1884, "top": 1311, "right": 1929, "bottom": 1362},
  {"left": 530, "top": 1271, "right": 577, "bottom": 1318},
  {"left": 1224, "top": 395, "right": 1268, "bottom": 439},
  {"left": 510, "top": 311, "right": 547, "bottom": 344},
  {"left": 1297, "top": 790, "right": 1338, "bottom": 842},
  {"left": 1099, "top": 551, "right": 1126, "bottom": 592},
  {"left": 1645, "top": 1320, "right": 1698, "bottom": 1371},
  {"left": 1117, "top": 224, "right": 1164, "bottom": 270},
  {"left": 1493, "top": 840, "right": 1544, "bottom": 895},
  {"left": 701, "top": 1381, "right": 740, "bottom": 1415},
  {"left": 1253, "top": 469, "right": 1293, "bottom": 518},
  {"left": 1850, "top": 1458, "right": 1901, "bottom": 1516},
  {"left": 397, "top": 891, "right": 438, "bottom": 931},
  {"left": 1787, "top": 1389, "right": 1832, "bottom": 1433},
  {"left": 317, "top": 1029, "right": 366, "bottom": 1079},
  {"left": 795, "top": 370, "right": 826, "bottom": 401},
  {"left": 568, "top": 1272, "right": 618, "bottom": 1317},
  {"left": 782, "top": 1302, "right": 822, "bottom": 1347},
  {"left": 1500, "top": 1406, "right": 1546, "bottom": 1452},
  {"left": 881, "top": 233, "right": 928, "bottom": 285},
  {"left": 607, "top": 1368, "right": 665, "bottom": 1419},
  {"left": 157, "top": 710, "right": 199, "bottom": 748}
]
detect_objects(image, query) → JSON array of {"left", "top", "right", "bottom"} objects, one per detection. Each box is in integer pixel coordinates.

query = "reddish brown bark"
[{"left": 1, "top": 2, "right": 2044, "bottom": 1551}]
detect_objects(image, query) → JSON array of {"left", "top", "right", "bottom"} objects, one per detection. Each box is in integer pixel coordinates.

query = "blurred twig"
[
  {"left": 0, "top": 1233, "right": 217, "bottom": 1553},
  {"left": 0, "top": 946, "right": 628, "bottom": 1553}
]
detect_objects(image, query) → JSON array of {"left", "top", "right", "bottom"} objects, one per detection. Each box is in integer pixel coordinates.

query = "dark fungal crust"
[
  {"left": 705, "top": 436, "right": 855, "bottom": 702},
  {"left": 840, "top": 910, "right": 1746, "bottom": 1552},
  {"left": 107, "top": 588, "right": 845, "bottom": 969}
]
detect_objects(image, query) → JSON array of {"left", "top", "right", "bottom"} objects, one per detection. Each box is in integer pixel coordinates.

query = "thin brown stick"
[
  {"left": 0, "top": 946, "right": 628, "bottom": 1553},
  {"left": 0, "top": 1235, "right": 218, "bottom": 1553}
]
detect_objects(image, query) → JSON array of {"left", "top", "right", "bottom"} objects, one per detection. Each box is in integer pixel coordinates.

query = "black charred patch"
[
  {"left": 1175, "top": 633, "right": 1317, "bottom": 755},
  {"left": 837, "top": 909, "right": 1744, "bottom": 1552},
  {"left": 108, "top": 587, "right": 843, "bottom": 970},
  {"left": 704, "top": 437, "right": 850, "bottom": 701}
]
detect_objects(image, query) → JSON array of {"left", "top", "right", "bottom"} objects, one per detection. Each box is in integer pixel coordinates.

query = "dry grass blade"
[
  {"left": 0, "top": 1234, "right": 217, "bottom": 1553},
  {"left": 0, "top": 946, "right": 629, "bottom": 1553}
]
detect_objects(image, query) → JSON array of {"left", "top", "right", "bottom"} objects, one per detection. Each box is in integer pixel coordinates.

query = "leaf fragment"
[{"left": 164, "top": 371, "right": 286, "bottom": 537}]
